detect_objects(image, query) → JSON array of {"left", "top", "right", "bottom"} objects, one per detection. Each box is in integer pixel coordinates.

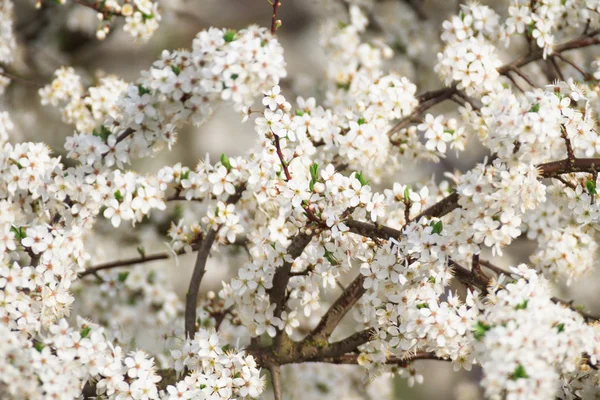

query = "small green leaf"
[
  {"left": 356, "top": 171, "right": 368, "bottom": 186},
  {"left": 473, "top": 321, "right": 492, "bottom": 341},
  {"left": 180, "top": 170, "right": 190, "bottom": 181},
  {"left": 511, "top": 364, "right": 528, "bottom": 380},
  {"left": 221, "top": 153, "right": 232, "bottom": 171},
  {"left": 114, "top": 190, "right": 123, "bottom": 201},
  {"left": 315, "top": 382, "right": 330, "bottom": 394},
  {"left": 515, "top": 300, "right": 528, "bottom": 310},
  {"left": 310, "top": 163, "right": 319, "bottom": 182},
  {"left": 34, "top": 341, "right": 44, "bottom": 352},
  {"left": 428, "top": 276, "right": 436, "bottom": 284},
  {"left": 416, "top": 303, "right": 428, "bottom": 309},
  {"left": 117, "top": 271, "right": 129, "bottom": 283},
  {"left": 295, "top": 109, "right": 305, "bottom": 116},
  {"left": 80, "top": 326, "right": 92, "bottom": 338},
  {"left": 586, "top": 180, "right": 596, "bottom": 195},
  {"left": 222, "top": 344, "right": 231, "bottom": 351},
  {"left": 403, "top": 186, "right": 411, "bottom": 202},
  {"left": 431, "top": 220, "right": 443, "bottom": 234},
  {"left": 556, "top": 323, "right": 565, "bottom": 333},
  {"left": 147, "top": 270, "right": 156, "bottom": 284},
  {"left": 336, "top": 82, "right": 350, "bottom": 91},
  {"left": 171, "top": 65, "right": 181, "bottom": 75},
  {"left": 137, "top": 85, "right": 151, "bottom": 96},
  {"left": 224, "top": 30, "right": 237, "bottom": 42},
  {"left": 141, "top": 12, "right": 155, "bottom": 21},
  {"left": 323, "top": 251, "right": 339, "bottom": 265},
  {"left": 137, "top": 246, "right": 146, "bottom": 258},
  {"left": 357, "top": 117, "right": 366, "bottom": 125},
  {"left": 527, "top": 21, "right": 535, "bottom": 36},
  {"left": 528, "top": 103, "right": 540, "bottom": 113},
  {"left": 11, "top": 225, "right": 26, "bottom": 240}
]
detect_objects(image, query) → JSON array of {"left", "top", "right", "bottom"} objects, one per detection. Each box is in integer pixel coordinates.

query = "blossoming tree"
[{"left": 4, "top": 0, "right": 600, "bottom": 398}]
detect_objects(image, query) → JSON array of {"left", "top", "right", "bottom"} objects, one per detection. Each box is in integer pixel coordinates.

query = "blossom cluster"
[
  {"left": 46, "top": 26, "right": 286, "bottom": 168},
  {"left": 475, "top": 265, "right": 600, "bottom": 400},
  {"left": 5, "top": 0, "right": 600, "bottom": 399},
  {"left": 169, "top": 329, "right": 264, "bottom": 399}
]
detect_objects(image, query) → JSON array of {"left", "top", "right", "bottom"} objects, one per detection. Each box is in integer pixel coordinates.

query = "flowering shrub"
[{"left": 3, "top": 0, "right": 600, "bottom": 399}]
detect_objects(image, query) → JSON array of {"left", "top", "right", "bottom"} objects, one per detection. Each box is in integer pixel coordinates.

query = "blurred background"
[{"left": 3, "top": 1, "right": 600, "bottom": 399}]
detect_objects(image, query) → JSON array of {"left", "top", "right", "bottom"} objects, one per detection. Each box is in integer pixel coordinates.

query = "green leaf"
[
  {"left": 403, "top": 186, "right": 411, "bottom": 202},
  {"left": 34, "top": 341, "right": 44, "bottom": 352},
  {"left": 137, "top": 85, "right": 151, "bottom": 96},
  {"left": 92, "top": 125, "right": 112, "bottom": 141},
  {"left": 586, "top": 180, "right": 596, "bottom": 195},
  {"left": 323, "top": 251, "right": 339, "bottom": 265},
  {"left": 80, "top": 326, "right": 92, "bottom": 338},
  {"left": 556, "top": 323, "right": 565, "bottom": 333},
  {"left": 428, "top": 276, "right": 436, "bottom": 284},
  {"left": 224, "top": 30, "right": 237, "bottom": 42},
  {"left": 431, "top": 220, "right": 443, "bottom": 234},
  {"left": 473, "top": 321, "right": 492, "bottom": 341},
  {"left": 357, "top": 117, "right": 366, "bottom": 125},
  {"left": 310, "top": 163, "right": 319, "bottom": 182},
  {"left": 221, "top": 153, "right": 232, "bottom": 171},
  {"left": 147, "top": 270, "right": 156, "bottom": 284},
  {"left": 416, "top": 303, "right": 428, "bottom": 309},
  {"left": 114, "top": 190, "right": 123, "bottom": 201},
  {"left": 180, "top": 170, "right": 190, "bottom": 181},
  {"left": 137, "top": 246, "right": 146, "bottom": 258},
  {"left": 336, "top": 82, "right": 350, "bottom": 91},
  {"left": 527, "top": 21, "right": 535, "bottom": 36},
  {"left": 117, "top": 271, "right": 129, "bottom": 283},
  {"left": 528, "top": 103, "right": 540, "bottom": 113},
  {"left": 356, "top": 171, "right": 368, "bottom": 186},
  {"left": 511, "top": 364, "right": 528, "bottom": 380},
  {"left": 315, "top": 382, "right": 330, "bottom": 394},
  {"left": 515, "top": 300, "right": 528, "bottom": 310},
  {"left": 171, "top": 65, "right": 181, "bottom": 75},
  {"left": 295, "top": 109, "right": 305, "bottom": 116},
  {"left": 11, "top": 225, "right": 26, "bottom": 240},
  {"left": 222, "top": 344, "right": 231, "bottom": 351}
]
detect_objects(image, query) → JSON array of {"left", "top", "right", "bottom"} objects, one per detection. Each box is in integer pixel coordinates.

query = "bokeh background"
[{"left": 3, "top": 1, "right": 600, "bottom": 399}]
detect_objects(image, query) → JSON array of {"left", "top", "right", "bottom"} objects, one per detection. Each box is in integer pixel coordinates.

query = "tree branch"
[
  {"left": 308, "top": 274, "right": 366, "bottom": 339},
  {"left": 184, "top": 187, "right": 245, "bottom": 339}
]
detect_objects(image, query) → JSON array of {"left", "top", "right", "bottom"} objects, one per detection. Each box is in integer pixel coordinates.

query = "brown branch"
[
  {"left": 554, "top": 53, "right": 595, "bottom": 81},
  {"left": 309, "top": 274, "right": 366, "bottom": 339},
  {"left": 80, "top": 237, "right": 247, "bottom": 277},
  {"left": 387, "top": 29, "right": 600, "bottom": 144},
  {"left": 388, "top": 86, "right": 457, "bottom": 139},
  {"left": 184, "top": 187, "right": 245, "bottom": 339},
  {"left": 185, "top": 229, "right": 217, "bottom": 338},
  {"left": 80, "top": 246, "right": 194, "bottom": 277},
  {"left": 269, "top": 365, "right": 282, "bottom": 400},
  {"left": 510, "top": 66, "right": 537, "bottom": 87},
  {"left": 268, "top": 232, "right": 314, "bottom": 319},
  {"left": 270, "top": 0, "right": 281, "bottom": 34},
  {"left": 315, "top": 351, "right": 445, "bottom": 366}
]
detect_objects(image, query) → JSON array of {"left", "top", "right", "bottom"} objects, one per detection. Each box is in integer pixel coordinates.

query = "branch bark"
[{"left": 184, "top": 187, "right": 245, "bottom": 339}]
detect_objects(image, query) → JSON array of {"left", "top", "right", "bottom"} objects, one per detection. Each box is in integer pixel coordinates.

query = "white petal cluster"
[
  {"left": 530, "top": 225, "right": 597, "bottom": 284},
  {"left": 169, "top": 329, "right": 264, "bottom": 399},
  {"left": 53, "top": 26, "right": 286, "bottom": 167},
  {"left": 40, "top": 68, "right": 128, "bottom": 134},
  {"left": 0, "top": 0, "right": 15, "bottom": 64},
  {"left": 435, "top": 36, "right": 503, "bottom": 97},
  {"left": 475, "top": 265, "right": 595, "bottom": 400}
]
